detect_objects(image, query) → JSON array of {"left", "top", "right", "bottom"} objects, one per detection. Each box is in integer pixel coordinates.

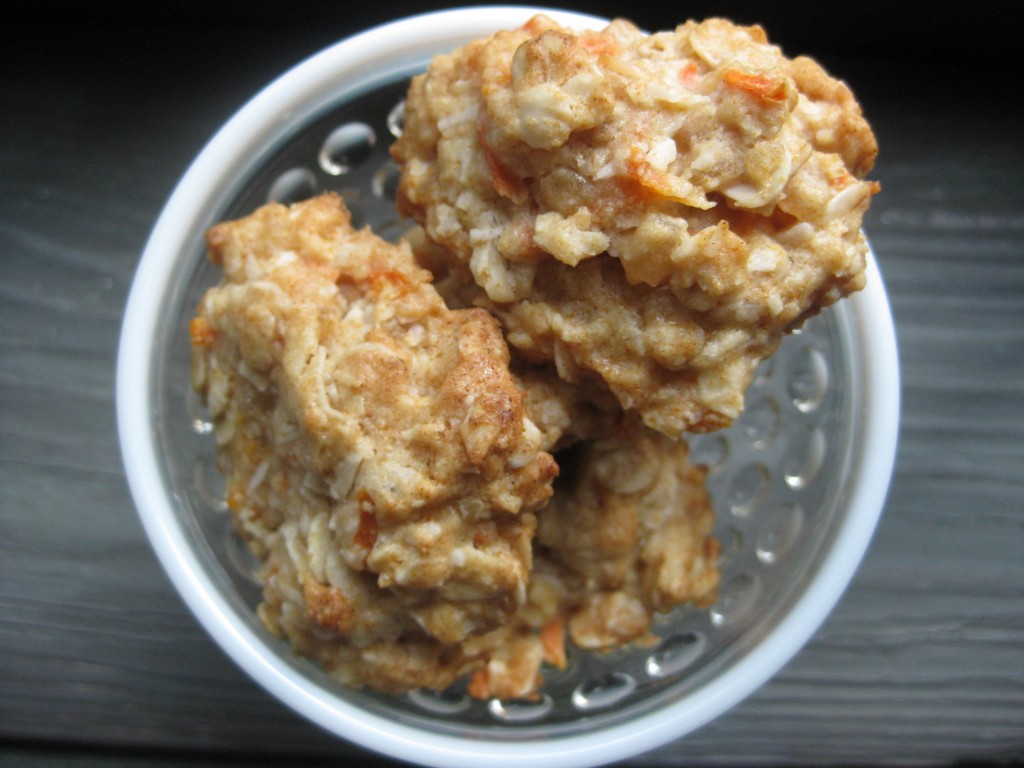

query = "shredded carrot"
[
  {"left": 829, "top": 174, "right": 882, "bottom": 195},
  {"left": 355, "top": 508, "right": 378, "bottom": 549},
  {"left": 467, "top": 667, "right": 491, "bottom": 700},
  {"left": 478, "top": 112, "right": 528, "bottom": 203},
  {"left": 482, "top": 140, "right": 528, "bottom": 202},
  {"left": 723, "top": 69, "right": 788, "bottom": 102},
  {"left": 624, "top": 147, "right": 670, "bottom": 202},
  {"left": 829, "top": 172, "right": 856, "bottom": 190},
  {"left": 578, "top": 32, "right": 621, "bottom": 58},
  {"left": 365, "top": 268, "right": 410, "bottom": 294},
  {"left": 354, "top": 489, "right": 378, "bottom": 549},
  {"left": 226, "top": 485, "right": 246, "bottom": 512},
  {"left": 540, "top": 619, "right": 567, "bottom": 669},
  {"left": 678, "top": 62, "right": 699, "bottom": 85},
  {"left": 189, "top": 316, "right": 218, "bottom": 347}
]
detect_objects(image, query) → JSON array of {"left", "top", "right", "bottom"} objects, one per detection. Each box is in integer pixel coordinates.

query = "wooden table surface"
[{"left": 3, "top": 3, "right": 1022, "bottom": 766}]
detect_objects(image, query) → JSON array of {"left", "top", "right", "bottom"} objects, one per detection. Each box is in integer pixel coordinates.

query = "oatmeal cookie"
[
  {"left": 191, "top": 193, "right": 558, "bottom": 648},
  {"left": 537, "top": 426, "right": 720, "bottom": 650},
  {"left": 392, "top": 15, "right": 878, "bottom": 435}
]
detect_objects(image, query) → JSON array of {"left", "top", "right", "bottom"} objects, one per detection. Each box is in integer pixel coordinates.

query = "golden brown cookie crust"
[{"left": 392, "top": 14, "right": 878, "bottom": 436}]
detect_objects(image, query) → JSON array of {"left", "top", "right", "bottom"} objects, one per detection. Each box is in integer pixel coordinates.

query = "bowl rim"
[{"left": 116, "top": 7, "right": 901, "bottom": 767}]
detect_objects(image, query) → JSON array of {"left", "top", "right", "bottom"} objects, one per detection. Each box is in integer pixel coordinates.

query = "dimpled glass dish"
[{"left": 117, "top": 8, "right": 899, "bottom": 768}]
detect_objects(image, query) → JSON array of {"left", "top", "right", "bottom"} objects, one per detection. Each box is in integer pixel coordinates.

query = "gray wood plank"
[{"left": 2, "top": 13, "right": 1022, "bottom": 768}]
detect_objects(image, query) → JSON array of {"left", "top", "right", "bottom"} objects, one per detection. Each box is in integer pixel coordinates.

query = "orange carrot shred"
[
  {"left": 578, "top": 32, "right": 621, "bottom": 57},
  {"left": 354, "top": 489, "right": 378, "bottom": 549},
  {"left": 477, "top": 112, "right": 528, "bottom": 203},
  {"left": 226, "top": 485, "right": 245, "bottom": 512},
  {"left": 723, "top": 69, "right": 788, "bottom": 102},
  {"left": 679, "top": 62, "right": 699, "bottom": 85},
  {"left": 540, "top": 619, "right": 567, "bottom": 669},
  {"left": 467, "top": 667, "right": 491, "bottom": 700},
  {"left": 189, "top": 316, "right": 218, "bottom": 347}
]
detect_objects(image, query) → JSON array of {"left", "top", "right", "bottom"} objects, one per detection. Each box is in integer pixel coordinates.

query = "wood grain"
[{"left": 2, "top": 13, "right": 1022, "bottom": 767}]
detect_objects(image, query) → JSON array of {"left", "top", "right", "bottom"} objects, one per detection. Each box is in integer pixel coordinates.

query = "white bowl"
[{"left": 117, "top": 7, "right": 900, "bottom": 768}]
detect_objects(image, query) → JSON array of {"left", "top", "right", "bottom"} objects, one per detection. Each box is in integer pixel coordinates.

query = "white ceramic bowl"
[{"left": 117, "top": 7, "right": 900, "bottom": 768}]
